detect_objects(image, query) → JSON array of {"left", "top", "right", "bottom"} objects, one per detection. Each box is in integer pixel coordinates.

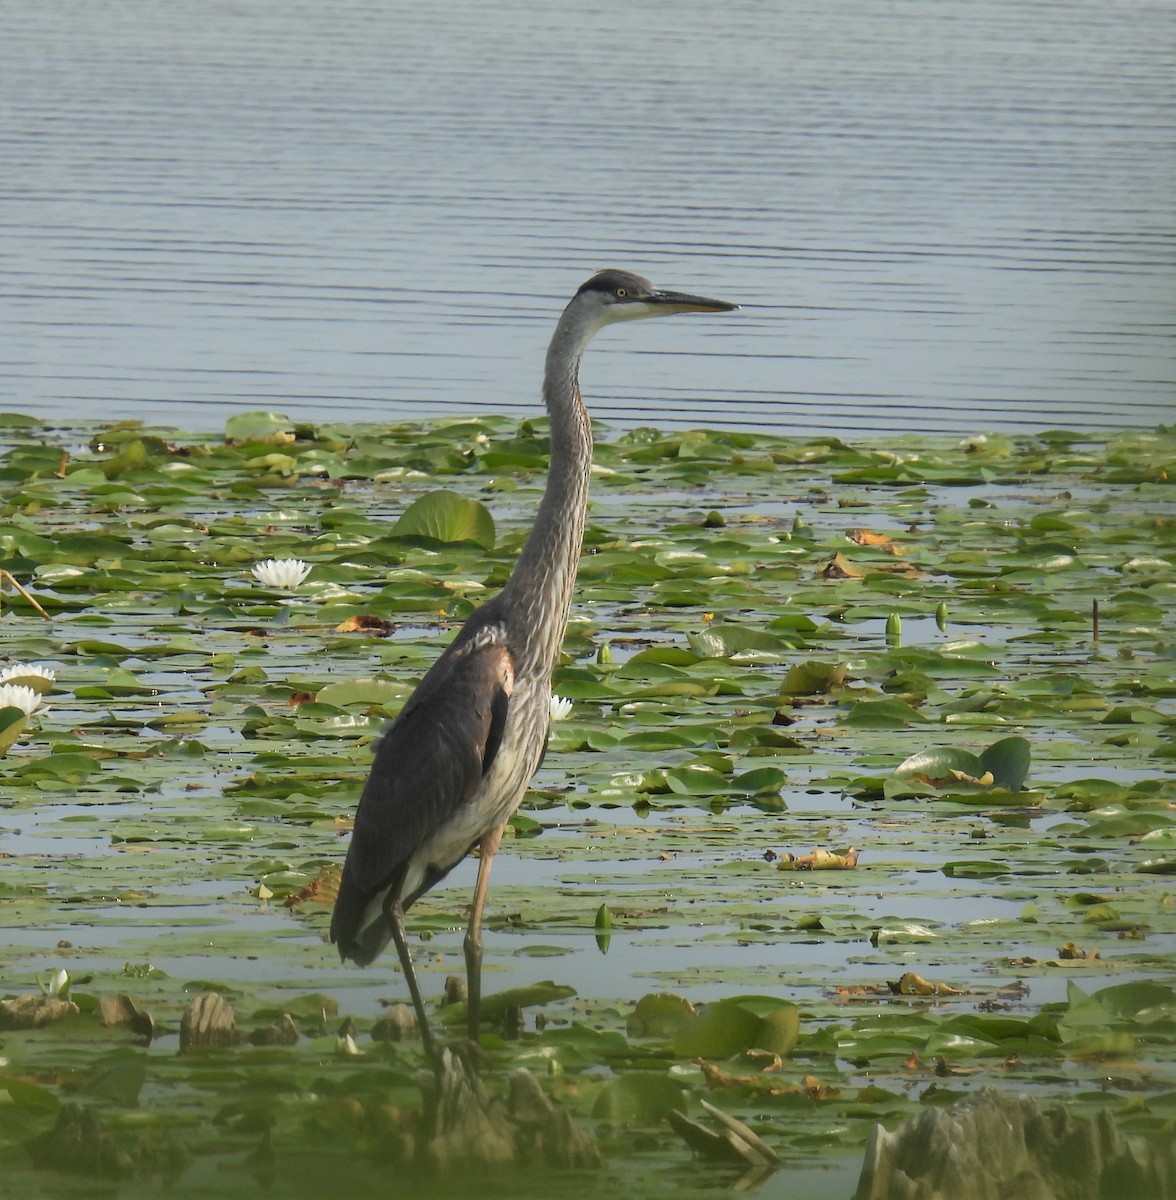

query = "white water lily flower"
[
  {"left": 0, "top": 662, "right": 55, "bottom": 691},
  {"left": 549, "top": 694, "right": 573, "bottom": 722},
  {"left": 0, "top": 684, "right": 49, "bottom": 717},
  {"left": 252, "top": 558, "right": 312, "bottom": 589}
]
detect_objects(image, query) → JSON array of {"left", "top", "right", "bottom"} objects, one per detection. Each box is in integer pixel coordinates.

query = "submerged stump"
[
  {"left": 854, "top": 1087, "right": 1175, "bottom": 1200},
  {"left": 420, "top": 1047, "right": 600, "bottom": 1172},
  {"left": 179, "top": 991, "right": 240, "bottom": 1052}
]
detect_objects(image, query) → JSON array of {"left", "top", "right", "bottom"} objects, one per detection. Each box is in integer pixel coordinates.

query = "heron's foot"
[{"left": 416, "top": 1046, "right": 602, "bottom": 1170}]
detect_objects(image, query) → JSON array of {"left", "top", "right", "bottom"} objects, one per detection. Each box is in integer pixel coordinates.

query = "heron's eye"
[{"left": 614, "top": 287, "right": 628, "bottom": 299}]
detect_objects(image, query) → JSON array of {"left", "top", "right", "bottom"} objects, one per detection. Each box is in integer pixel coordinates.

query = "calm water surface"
[{"left": 1, "top": 0, "right": 1173, "bottom": 435}]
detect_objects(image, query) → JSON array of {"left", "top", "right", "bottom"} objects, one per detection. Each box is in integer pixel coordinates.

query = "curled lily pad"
[
  {"left": 627, "top": 992, "right": 697, "bottom": 1038},
  {"left": 391, "top": 490, "right": 495, "bottom": 549},
  {"left": 0, "top": 707, "right": 29, "bottom": 756},
  {"left": 225, "top": 410, "right": 298, "bottom": 442},
  {"left": 779, "top": 661, "right": 848, "bottom": 696},
  {"left": 979, "top": 736, "right": 1031, "bottom": 790},
  {"left": 672, "top": 999, "right": 798, "bottom": 1059},
  {"left": 592, "top": 1072, "right": 690, "bottom": 1124},
  {"left": 887, "top": 737, "right": 1032, "bottom": 800}
]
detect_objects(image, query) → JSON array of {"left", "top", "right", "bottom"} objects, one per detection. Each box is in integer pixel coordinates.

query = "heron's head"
[{"left": 572, "top": 269, "right": 738, "bottom": 326}]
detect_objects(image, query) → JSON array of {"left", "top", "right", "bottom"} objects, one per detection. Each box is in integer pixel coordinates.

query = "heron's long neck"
[{"left": 499, "top": 309, "right": 596, "bottom": 677}]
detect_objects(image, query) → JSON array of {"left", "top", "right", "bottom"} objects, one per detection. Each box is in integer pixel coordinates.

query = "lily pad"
[{"left": 391, "top": 490, "right": 496, "bottom": 549}]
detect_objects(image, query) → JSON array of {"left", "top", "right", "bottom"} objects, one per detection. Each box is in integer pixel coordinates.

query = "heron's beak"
[{"left": 647, "top": 289, "right": 739, "bottom": 314}]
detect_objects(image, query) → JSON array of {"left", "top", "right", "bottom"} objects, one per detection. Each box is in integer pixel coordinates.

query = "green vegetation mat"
[{"left": 1, "top": 412, "right": 1173, "bottom": 1197}]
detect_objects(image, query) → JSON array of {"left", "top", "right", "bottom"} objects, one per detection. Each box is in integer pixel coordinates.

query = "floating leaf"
[
  {"left": 780, "top": 661, "right": 847, "bottom": 696},
  {"left": 437, "top": 981, "right": 575, "bottom": 1026},
  {"left": 845, "top": 698, "right": 928, "bottom": 728},
  {"left": 0, "top": 707, "right": 29, "bottom": 756},
  {"left": 943, "top": 860, "right": 1010, "bottom": 879},
  {"left": 671, "top": 998, "right": 798, "bottom": 1059},
  {"left": 627, "top": 993, "right": 696, "bottom": 1039},
  {"left": 777, "top": 847, "right": 859, "bottom": 871},
  {"left": 225, "top": 410, "right": 296, "bottom": 442},
  {"left": 895, "top": 972, "right": 965, "bottom": 997},
  {"left": 391, "top": 490, "right": 495, "bottom": 549},
  {"left": 886, "top": 748, "right": 980, "bottom": 793},
  {"left": 592, "top": 1072, "right": 690, "bottom": 1123},
  {"left": 755, "top": 1004, "right": 800, "bottom": 1056},
  {"left": 315, "top": 678, "right": 405, "bottom": 708},
  {"left": 979, "top": 736, "right": 1031, "bottom": 791},
  {"left": 672, "top": 1001, "right": 763, "bottom": 1059},
  {"left": 0, "top": 1076, "right": 60, "bottom": 1110}
]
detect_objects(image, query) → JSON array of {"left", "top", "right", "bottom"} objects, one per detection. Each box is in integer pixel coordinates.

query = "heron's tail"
[{"left": 330, "top": 872, "right": 394, "bottom": 967}]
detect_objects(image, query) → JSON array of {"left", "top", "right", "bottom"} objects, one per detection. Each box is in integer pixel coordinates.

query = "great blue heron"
[{"left": 330, "top": 269, "right": 738, "bottom": 1056}]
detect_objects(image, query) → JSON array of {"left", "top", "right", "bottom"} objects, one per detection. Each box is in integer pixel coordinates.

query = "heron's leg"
[
  {"left": 383, "top": 890, "right": 437, "bottom": 1063},
  {"left": 464, "top": 822, "right": 505, "bottom": 1043}
]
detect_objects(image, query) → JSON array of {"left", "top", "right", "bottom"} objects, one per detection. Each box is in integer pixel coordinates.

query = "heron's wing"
[
  {"left": 330, "top": 633, "right": 512, "bottom": 960},
  {"left": 351, "top": 635, "right": 513, "bottom": 890}
]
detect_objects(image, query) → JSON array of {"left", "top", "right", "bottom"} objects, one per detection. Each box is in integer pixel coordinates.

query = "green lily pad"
[
  {"left": 592, "top": 1072, "right": 690, "bottom": 1123},
  {"left": 391, "top": 490, "right": 495, "bottom": 549},
  {"left": 0, "top": 708, "right": 29, "bottom": 756}
]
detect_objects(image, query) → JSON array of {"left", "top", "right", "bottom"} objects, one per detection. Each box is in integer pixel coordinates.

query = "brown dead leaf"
[
  {"left": 935, "top": 1057, "right": 986, "bottom": 1077},
  {"left": 916, "top": 769, "right": 995, "bottom": 788},
  {"left": 697, "top": 1060, "right": 748, "bottom": 1089},
  {"left": 745, "top": 1049, "right": 784, "bottom": 1073},
  {"left": 801, "top": 1074, "right": 840, "bottom": 1101},
  {"left": 819, "top": 552, "right": 865, "bottom": 579},
  {"left": 1058, "top": 942, "right": 1099, "bottom": 961},
  {"left": 284, "top": 865, "right": 342, "bottom": 908},
  {"left": 848, "top": 528, "right": 905, "bottom": 555},
  {"left": 951, "top": 768, "right": 994, "bottom": 785},
  {"left": 1013, "top": 947, "right": 1101, "bottom": 968},
  {"left": 893, "top": 971, "right": 966, "bottom": 997},
  {"left": 833, "top": 983, "right": 890, "bottom": 1001},
  {"left": 696, "top": 1060, "right": 838, "bottom": 1100},
  {"left": 777, "top": 847, "right": 859, "bottom": 871},
  {"left": 334, "top": 613, "right": 395, "bottom": 635}
]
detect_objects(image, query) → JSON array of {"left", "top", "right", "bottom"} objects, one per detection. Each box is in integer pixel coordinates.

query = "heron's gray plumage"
[{"left": 329, "top": 269, "right": 736, "bottom": 1052}]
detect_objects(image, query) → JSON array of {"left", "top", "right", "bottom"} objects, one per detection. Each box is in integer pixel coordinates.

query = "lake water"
[{"left": 2, "top": 0, "right": 1173, "bottom": 437}]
